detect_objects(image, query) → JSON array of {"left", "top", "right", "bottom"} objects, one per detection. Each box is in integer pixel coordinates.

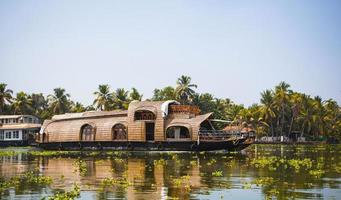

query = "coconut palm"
[
  {"left": 113, "top": 88, "right": 129, "bottom": 109},
  {"left": 323, "top": 99, "right": 340, "bottom": 138},
  {"left": 129, "top": 88, "right": 143, "bottom": 101},
  {"left": 298, "top": 94, "right": 314, "bottom": 138},
  {"left": 71, "top": 102, "right": 86, "bottom": 113},
  {"left": 274, "top": 81, "right": 291, "bottom": 137},
  {"left": 311, "top": 96, "right": 325, "bottom": 137},
  {"left": 30, "top": 93, "right": 48, "bottom": 116},
  {"left": 287, "top": 92, "right": 303, "bottom": 136},
  {"left": 12, "top": 91, "right": 32, "bottom": 114},
  {"left": 0, "top": 83, "right": 13, "bottom": 114},
  {"left": 259, "top": 89, "right": 276, "bottom": 137},
  {"left": 152, "top": 86, "right": 176, "bottom": 101},
  {"left": 175, "top": 75, "right": 197, "bottom": 104},
  {"left": 48, "top": 88, "right": 71, "bottom": 114},
  {"left": 93, "top": 84, "right": 112, "bottom": 111}
]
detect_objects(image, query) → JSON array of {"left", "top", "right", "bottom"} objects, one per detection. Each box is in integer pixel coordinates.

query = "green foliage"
[
  {"left": 47, "top": 183, "right": 80, "bottom": 200},
  {"left": 212, "top": 170, "right": 223, "bottom": 177},
  {"left": 0, "top": 171, "right": 52, "bottom": 195},
  {"left": 1, "top": 78, "right": 340, "bottom": 141},
  {"left": 99, "top": 177, "right": 132, "bottom": 189},
  {"left": 152, "top": 86, "right": 175, "bottom": 101},
  {"left": 73, "top": 159, "right": 88, "bottom": 176}
]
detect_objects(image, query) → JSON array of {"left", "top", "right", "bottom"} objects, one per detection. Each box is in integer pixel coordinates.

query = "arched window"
[
  {"left": 112, "top": 124, "right": 127, "bottom": 140},
  {"left": 80, "top": 124, "right": 95, "bottom": 141},
  {"left": 134, "top": 110, "right": 156, "bottom": 120},
  {"left": 166, "top": 126, "right": 190, "bottom": 140}
]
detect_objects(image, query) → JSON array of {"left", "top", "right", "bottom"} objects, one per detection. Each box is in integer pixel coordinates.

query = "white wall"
[{"left": 1, "top": 130, "right": 23, "bottom": 141}]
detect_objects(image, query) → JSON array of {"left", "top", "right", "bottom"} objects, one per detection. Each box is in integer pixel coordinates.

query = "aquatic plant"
[
  {"left": 212, "top": 170, "right": 223, "bottom": 177},
  {"left": 0, "top": 151, "right": 18, "bottom": 157},
  {"left": 47, "top": 183, "right": 80, "bottom": 200},
  {"left": 0, "top": 171, "right": 52, "bottom": 195},
  {"left": 287, "top": 158, "right": 313, "bottom": 172},
  {"left": 29, "top": 151, "right": 81, "bottom": 157},
  {"left": 308, "top": 169, "right": 325, "bottom": 178},
  {"left": 242, "top": 182, "right": 252, "bottom": 189},
  {"left": 154, "top": 159, "right": 167, "bottom": 167},
  {"left": 252, "top": 177, "right": 274, "bottom": 186},
  {"left": 99, "top": 177, "right": 132, "bottom": 189},
  {"left": 207, "top": 158, "right": 217, "bottom": 166},
  {"left": 73, "top": 159, "right": 87, "bottom": 176},
  {"left": 172, "top": 175, "right": 191, "bottom": 190}
]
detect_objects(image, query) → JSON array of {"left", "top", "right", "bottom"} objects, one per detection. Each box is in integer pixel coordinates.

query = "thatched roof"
[
  {"left": 51, "top": 110, "right": 128, "bottom": 121},
  {"left": 165, "top": 112, "right": 213, "bottom": 129}
]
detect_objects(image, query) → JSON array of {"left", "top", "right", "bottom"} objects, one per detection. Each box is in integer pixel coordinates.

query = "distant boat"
[{"left": 37, "top": 100, "right": 254, "bottom": 151}]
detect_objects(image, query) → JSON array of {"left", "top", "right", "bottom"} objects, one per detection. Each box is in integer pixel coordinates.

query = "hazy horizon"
[{"left": 1, "top": 0, "right": 340, "bottom": 106}]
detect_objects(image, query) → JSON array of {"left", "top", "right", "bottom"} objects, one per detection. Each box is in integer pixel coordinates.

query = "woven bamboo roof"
[
  {"left": 165, "top": 112, "right": 213, "bottom": 128},
  {"left": 51, "top": 110, "right": 128, "bottom": 121}
]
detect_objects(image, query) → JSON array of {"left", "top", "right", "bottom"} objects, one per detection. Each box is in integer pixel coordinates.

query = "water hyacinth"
[
  {"left": 47, "top": 183, "right": 80, "bottom": 200},
  {"left": 73, "top": 159, "right": 88, "bottom": 176},
  {"left": 0, "top": 171, "right": 52, "bottom": 195}
]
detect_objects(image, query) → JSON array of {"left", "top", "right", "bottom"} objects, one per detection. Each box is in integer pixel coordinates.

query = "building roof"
[
  {"left": 0, "top": 115, "right": 39, "bottom": 119},
  {"left": 51, "top": 110, "right": 128, "bottom": 121},
  {"left": 0, "top": 123, "right": 41, "bottom": 130}
]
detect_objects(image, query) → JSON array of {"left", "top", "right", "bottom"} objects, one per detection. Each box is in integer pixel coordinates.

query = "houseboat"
[
  {"left": 38, "top": 101, "right": 254, "bottom": 151},
  {"left": 0, "top": 115, "right": 41, "bottom": 146}
]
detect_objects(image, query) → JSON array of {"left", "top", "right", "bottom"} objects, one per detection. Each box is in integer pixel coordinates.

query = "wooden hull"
[{"left": 38, "top": 138, "right": 252, "bottom": 151}]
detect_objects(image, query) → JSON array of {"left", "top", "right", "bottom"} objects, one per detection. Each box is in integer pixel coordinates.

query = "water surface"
[{"left": 0, "top": 144, "right": 340, "bottom": 199}]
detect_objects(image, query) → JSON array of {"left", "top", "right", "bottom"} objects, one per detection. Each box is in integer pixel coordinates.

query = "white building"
[{"left": 0, "top": 115, "right": 41, "bottom": 146}]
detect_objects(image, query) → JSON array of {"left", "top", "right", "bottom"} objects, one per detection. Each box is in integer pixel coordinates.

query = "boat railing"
[{"left": 198, "top": 130, "right": 243, "bottom": 141}]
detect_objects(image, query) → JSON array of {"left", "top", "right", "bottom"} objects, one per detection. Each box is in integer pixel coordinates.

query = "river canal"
[{"left": 0, "top": 144, "right": 340, "bottom": 199}]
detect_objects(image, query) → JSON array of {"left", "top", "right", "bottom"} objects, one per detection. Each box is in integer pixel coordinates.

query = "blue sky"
[{"left": 1, "top": 0, "right": 340, "bottom": 106}]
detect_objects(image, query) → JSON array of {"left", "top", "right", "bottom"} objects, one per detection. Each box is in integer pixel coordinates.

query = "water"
[{"left": 0, "top": 145, "right": 340, "bottom": 199}]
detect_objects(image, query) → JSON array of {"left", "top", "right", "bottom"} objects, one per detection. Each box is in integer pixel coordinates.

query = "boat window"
[
  {"left": 134, "top": 110, "right": 156, "bottom": 120},
  {"left": 80, "top": 124, "right": 95, "bottom": 141},
  {"left": 166, "top": 126, "right": 190, "bottom": 140},
  {"left": 112, "top": 124, "right": 127, "bottom": 140}
]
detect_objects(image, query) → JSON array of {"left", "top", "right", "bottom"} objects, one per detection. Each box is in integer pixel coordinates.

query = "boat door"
[{"left": 145, "top": 122, "right": 155, "bottom": 141}]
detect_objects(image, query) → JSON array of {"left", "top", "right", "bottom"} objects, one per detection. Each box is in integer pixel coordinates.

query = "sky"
[{"left": 1, "top": 0, "right": 340, "bottom": 106}]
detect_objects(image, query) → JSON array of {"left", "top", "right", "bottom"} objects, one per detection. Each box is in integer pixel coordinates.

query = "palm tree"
[
  {"left": 93, "top": 84, "right": 112, "bottom": 111},
  {"left": 30, "top": 93, "right": 48, "bottom": 116},
  {"left": 274, "top": 81, "right": 291, "bottom": 137},
  {"left": 152, "top": 86, "right": 176, "bottom": 101},
  {"left": 298, "top": 94, "right": 314, "bottom": 138},
  {"left": 259, "top": 89, "right": 276, "bottom": 137},
  {"left": 311, "top": 96, "right": 325, "bottom": 138},
  {"left": 48, "top": 88, "right": 71, "bottom": 114},
  {"left": 71, "top": 102, "right": 86, "bottom": 113},
  {"left": 113, "top": 88, "right": 129, "bottom": 109},
  {"left": 129, "top": 88, "right": 143, "bottom": 101},
  {"left": 288, "top": 92, "right": 303, "bottom": 136},
  {"left": 322, "top": 99, "right": 340, "bottom": 138},
  {"left": 12, "top": 91, "right": 32, "bottom": 114},
  {"left": 0, "top": 83, "right": 13, "bottom": 114},
  {"left": 175, "top": 75, "right": 197, "bottom": 104}
]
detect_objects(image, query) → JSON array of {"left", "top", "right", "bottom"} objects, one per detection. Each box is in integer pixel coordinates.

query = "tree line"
[{"left": 0, "top": 75, "right": 340, "bottom": 140}]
